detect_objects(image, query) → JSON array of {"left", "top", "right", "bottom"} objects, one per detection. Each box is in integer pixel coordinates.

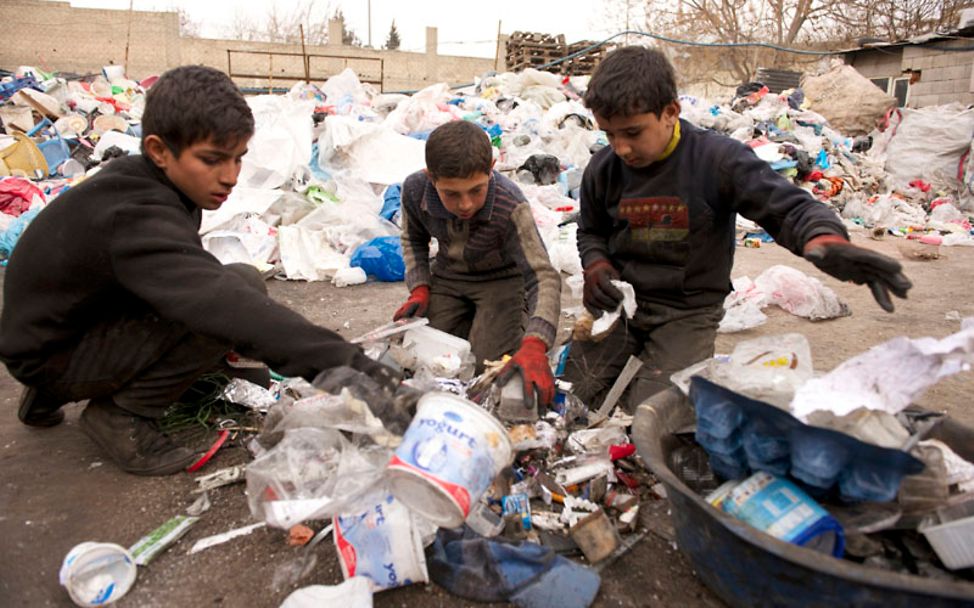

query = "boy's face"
[
  {"left": 428, "top": 169, "right": 493, "bottom": 220},
  {"left": 594, "top": 101, "right": 681, "bottom": 169},
  {"left": 144, "top": 135, "right": 250, "bottom": 211}
]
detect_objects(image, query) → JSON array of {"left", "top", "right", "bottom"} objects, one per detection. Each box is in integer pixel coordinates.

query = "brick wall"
[
  {"left": 1, "top": 0, "right": 496, "bottom": 92},
  {"left": 902, "top": 40, "right": 974, "bottom": 107},
  {"left": 846, "top": 40, "right": 974, "bottom": 108}
]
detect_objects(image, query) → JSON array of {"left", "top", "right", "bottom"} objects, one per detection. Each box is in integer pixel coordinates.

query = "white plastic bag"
[
  {"left": 885, "top": 103, "right": 974, "bottom": 191},
  {"left": 239, "top": 95, "right": 315, "bottom": 190}
]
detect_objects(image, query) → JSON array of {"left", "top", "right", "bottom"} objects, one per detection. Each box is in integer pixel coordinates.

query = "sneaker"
[
  {"left": 17, "top": 386, "right": 66, "bottom": 427},
  {"left": 79, "top": 398, "right": 197, "bottom": 476}
]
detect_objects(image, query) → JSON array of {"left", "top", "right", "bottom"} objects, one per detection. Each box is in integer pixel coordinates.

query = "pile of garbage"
[
  {"left": 3, "top": 61, "right": 974, "bottom": 287},
  {"left": 666, "top": 319, "right": 974, "bottom": 584},
  {"left": 65, "top": 317, "right": 657, "bottom": 607},
  {"left": 66, "top": 315, "right": 974, "bottom": 606}
]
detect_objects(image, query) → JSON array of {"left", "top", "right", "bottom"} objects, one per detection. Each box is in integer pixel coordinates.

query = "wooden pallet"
[{"left": 505, "top": 32, "right": 605, "bottom": 75}]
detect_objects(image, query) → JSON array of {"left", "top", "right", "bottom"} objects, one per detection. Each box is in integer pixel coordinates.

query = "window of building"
[
  {"left": 869, "top": 77, "right": 908, "bottom": 107},
  {"left": 892, "top": 78, "right": 909, "bottom": 107}
]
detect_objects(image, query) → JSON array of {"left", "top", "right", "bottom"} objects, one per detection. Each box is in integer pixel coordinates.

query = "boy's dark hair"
[
  {"left": 425, "top": 120, "right": 493, "bottom": 180},
  {"left": 140, "top": 65, "right": 254, "bottom": 156},
  {"left": 584, "top": 46, "right": 678, "bottom": 119}
]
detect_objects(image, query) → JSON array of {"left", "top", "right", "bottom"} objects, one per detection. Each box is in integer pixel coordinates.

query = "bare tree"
[
  {"left": 222, "top": 0, "right": 332, "bottom": 44},
  {"left": 830, "top": 0, "right": 971, "bottom": 43},
  {"left": 595, "top": 0, "right": 847, "bottom": 86},
  {"left": 333, "top": 9, "right": 363, "bottom": 46},
  {"left": 176, "top": 7, "right": 201, "bottom": 38}
]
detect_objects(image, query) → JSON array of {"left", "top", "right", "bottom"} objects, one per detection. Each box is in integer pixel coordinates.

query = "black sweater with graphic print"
[
  {"left": 0, "top": 155, "right": 376, "bottom": 385},
  {"left": 577, "top": 119, "right": 848, "bottom": 309}
]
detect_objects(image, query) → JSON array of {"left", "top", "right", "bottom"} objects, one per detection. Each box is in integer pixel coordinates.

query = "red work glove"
[
  {"left": 803, "top": 234, "right": 912, "bottom": 313},
  {"left": 393, "top": 285, "right": 430, "bottom": 321},
  {"left": 582, "top": 258, "right": 623, "bottom": 314},
  {"left": 496, "top": 337, "right": 555, "bottom": 406}
]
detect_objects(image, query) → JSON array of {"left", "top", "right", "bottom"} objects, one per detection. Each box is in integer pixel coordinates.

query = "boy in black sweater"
[
  {"left": 564, "top": 46, "right": 912, "bottom": 410},
  {"left": 0, "top": 66, "right": 394, "bottom": 475}
]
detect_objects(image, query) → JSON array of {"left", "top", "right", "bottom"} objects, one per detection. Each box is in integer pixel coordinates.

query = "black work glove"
[
  {"left": 803, "top": 235, "right": 912, "bottom": 313},
  {"left": 582, "top": 258, "right": 623, "bottom": 313},
  {"left": 312, "top": 364, "right": 414, "bottom": 435}
]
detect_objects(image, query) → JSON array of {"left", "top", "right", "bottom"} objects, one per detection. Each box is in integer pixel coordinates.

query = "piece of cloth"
[
  {"left": 399, "top": 169, "right": 561, "bottom": 348},
  {"left": 393, "top": 285, "right": 430, "bottom": 321},
  {"left": 426, "top": 273, "right": 526, "bottom": 372},
  {"left": 428, "top": 526, "right": 600, "bottom": 608},
  {"left": 564, "top": 300, "right": 725, "bottom": 411},
  {"left": 0, "top": 155, "right": 377, "bottom": 387},
  {"left": 576, "top": 118, "right": 848, "bottom": 311},
  {"left": 497, "top": 336, "right": 555, "bottom": 405}
]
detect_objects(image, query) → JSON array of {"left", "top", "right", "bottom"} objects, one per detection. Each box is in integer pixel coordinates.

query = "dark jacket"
[
  {"left": 0, "top": 155, "right": 373, "bottom": 384},
  {"left": 399, "top": 170, "right": 561, "bottom": 348},
  {"left": 577, "top": 119, "right": 848, "bottom": 309}
]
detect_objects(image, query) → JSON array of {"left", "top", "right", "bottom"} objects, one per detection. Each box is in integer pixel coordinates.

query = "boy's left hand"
[
  {"left": 496, "top": 337, "right": 555, "bottom": 406},
  {"left": 803, "top": 235, "right": 912, "bottom": 312}
]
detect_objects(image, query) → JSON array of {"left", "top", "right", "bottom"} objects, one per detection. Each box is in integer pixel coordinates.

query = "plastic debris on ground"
[
  {"left": 666, "top": 323, "right": 974, "bottom": 581},
  {"left": 6, "top": 62, "right": 973, "bottom": 293},
  {"left": 12, "top": 59, "right": 974, "bottom": 605}
]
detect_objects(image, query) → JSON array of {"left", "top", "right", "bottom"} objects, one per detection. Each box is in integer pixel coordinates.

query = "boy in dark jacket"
[
  {"left": 564, "top": 46, "right": 912, "bottom": 410},
  {"left": 393, "top": 120, "right": 561, "bottom": 406},
  {"left": 0, "top": 66, "right": 394, "bottom": 475}
]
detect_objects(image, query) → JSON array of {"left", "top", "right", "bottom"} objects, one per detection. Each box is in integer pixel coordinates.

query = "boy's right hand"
[
  {"left": 583, "top": 259, "right": 623, "bottom": 313},
  {"left": 393, "top": 285, "right": 430, "bottom": 320}
]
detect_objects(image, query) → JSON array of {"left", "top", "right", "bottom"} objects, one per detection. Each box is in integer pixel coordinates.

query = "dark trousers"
[
  {"left": 36, "top": 264, "right": 266, "bottom": 418},
  {"left": 563, "top": 300, "right": 724, "bottom": 412},
  {"left": 427, "top": 274, "right": 527, "bottom": 372}
]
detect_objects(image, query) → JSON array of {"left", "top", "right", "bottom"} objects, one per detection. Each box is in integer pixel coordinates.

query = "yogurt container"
[{"left": 387, "top": 392, "right": 513, "bottom": 527}]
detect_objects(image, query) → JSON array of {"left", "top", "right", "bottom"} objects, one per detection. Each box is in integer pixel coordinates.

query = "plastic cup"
[{"left": 59, "top": 542, "right": 137, "bottom": 606}]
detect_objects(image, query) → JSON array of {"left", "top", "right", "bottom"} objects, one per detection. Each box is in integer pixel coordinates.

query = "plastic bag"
[
  {"left": 0, "top": 206, "right": 41, "bottom": 262},
  {"left": 710, "top": 333, "right": 814, "bottom": 405},
  {"left": 753, "top": 265, "right": 850, "bottom": 321},
  {"left": 379, "top": 183, "right": 402, "bottom": 224},
  {"left": 350, "top": 236, "right": 404, "bottom": 282},
  {"left": 246, "top": 427, "right": 390, "bottom": 528},
  {"left": 885, "top": 103, "right": 974, "bottom": 191}
]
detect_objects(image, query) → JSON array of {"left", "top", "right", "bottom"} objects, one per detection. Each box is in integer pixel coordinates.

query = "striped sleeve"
[
  {"left": 509, "top": 203, "right": 561, "bottom": 349},
  {"left": 400, "top": 178, "right": 432, "bottom": 290}
]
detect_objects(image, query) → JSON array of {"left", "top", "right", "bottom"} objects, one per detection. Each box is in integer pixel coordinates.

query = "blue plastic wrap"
[
  {"left": 690, "top": 376, "right": 924, "bottom": 502},
  {"left": 379, "top": 183, "right": 402, "bottom": 224},
  {"left": 349, "top": 236, "right": 405, "bottom": 282},
  {"left": 0, "top": 206, "right": 42, "bottom": 263}
]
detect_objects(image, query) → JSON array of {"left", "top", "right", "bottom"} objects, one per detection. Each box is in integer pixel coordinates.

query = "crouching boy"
[
  {"left": 394, "top": 120, "right": 561, "bottom": 405},
  {"left": 564, "top": 46, "right": 912, "bottom": 410},
  {"left": 0, "top": 66, "right": 394, "bottom": 475}
]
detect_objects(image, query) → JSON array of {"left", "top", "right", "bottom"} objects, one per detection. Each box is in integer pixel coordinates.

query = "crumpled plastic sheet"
[
  {"left": 751, "top": 265, "right": 851, "bottom": 321},
  {"left": 791, "top": 317, "right": 974, "bottom": 421},
  {"left": 246, "top": 426, "right": 390, "bottom": 529},
  {"left": 279, "top": 576, "right": 373, "bottom": 608},
  {"left": 239, "top": 94, "right": 315, "bottom": 190}
]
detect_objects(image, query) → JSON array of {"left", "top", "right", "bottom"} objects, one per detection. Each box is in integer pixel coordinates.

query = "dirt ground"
[{"left": 1, "top": 234, "right": 972, "bottom": 607}]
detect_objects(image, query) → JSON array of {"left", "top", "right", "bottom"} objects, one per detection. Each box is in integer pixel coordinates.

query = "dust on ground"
[{"left": 1, "top": 235, "right": 971, "bottom": 607}]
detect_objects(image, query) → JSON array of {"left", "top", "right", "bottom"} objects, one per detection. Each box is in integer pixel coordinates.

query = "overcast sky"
[{"left": 65, "top": 0, "right": 622, "bottom": 57}]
